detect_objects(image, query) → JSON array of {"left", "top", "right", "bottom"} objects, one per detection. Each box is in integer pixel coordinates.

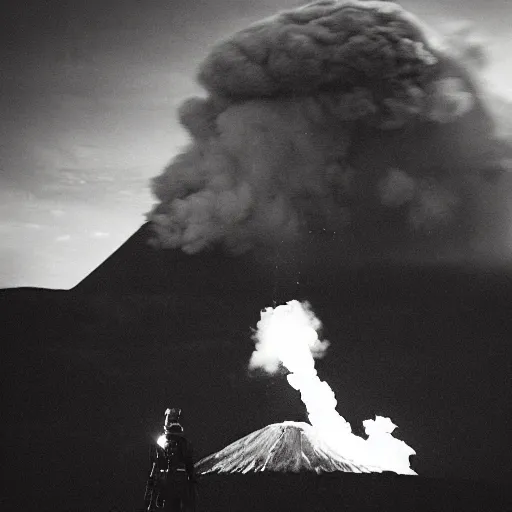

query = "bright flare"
[{"left": 250, "top": 300, "right": 417, "bottom": 475}]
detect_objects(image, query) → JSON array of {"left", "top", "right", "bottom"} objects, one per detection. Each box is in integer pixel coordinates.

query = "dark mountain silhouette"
[
  {"left": 195, "top": 421, "right": 373, "bottom": 474},
  {"left": 73, "top": 223, "right": 272, "bottom": 296},
  {"left": 2, "top": 222, "right": 512, "bottom": 511}
]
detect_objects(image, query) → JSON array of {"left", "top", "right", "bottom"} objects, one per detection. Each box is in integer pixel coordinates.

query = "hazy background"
[{"left": 2, "top": 0, "right": 512, "bottom": 289}]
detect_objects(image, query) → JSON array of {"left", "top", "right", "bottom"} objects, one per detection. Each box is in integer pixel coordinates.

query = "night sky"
[{"left": 2, "top": 0, "right": 512, "bottom": 289}]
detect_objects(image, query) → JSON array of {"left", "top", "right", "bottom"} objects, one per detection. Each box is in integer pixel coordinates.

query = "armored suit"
[{"left": 145, "top": 409, "right": 196, "bottom": 512}]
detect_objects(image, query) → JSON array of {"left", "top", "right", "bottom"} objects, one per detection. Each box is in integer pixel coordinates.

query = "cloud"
[{"left": 148, "top": 0, "right": 512, "bottom": 261}]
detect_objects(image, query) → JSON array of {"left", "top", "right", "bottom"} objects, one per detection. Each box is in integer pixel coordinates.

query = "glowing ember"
[{"left": 250, "top": 300, "right": 416, "bottom": 475}]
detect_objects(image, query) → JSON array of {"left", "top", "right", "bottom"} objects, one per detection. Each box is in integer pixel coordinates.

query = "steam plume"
[
  {"left": 250, "top": 300, "right": 416, "bottom": 475},
  {"left": 148, "top": 0, "right": 511, "bottom": 260}
]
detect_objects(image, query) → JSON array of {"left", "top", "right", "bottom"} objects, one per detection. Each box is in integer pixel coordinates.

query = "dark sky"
[{"left": 1, "top": 0, "right": 512, "bottom": 289}]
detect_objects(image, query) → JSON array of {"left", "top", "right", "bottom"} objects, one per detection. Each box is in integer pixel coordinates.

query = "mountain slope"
[{"left": 196, "top": 422, "right": 373, "bottom": 474}]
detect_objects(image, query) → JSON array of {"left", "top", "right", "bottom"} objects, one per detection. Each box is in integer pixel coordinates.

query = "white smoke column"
[{"left": 250, "top": 300, "right": 417, "bottom": 475}]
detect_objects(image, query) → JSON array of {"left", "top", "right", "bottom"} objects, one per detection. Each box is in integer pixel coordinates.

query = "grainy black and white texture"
[{"left": 148, "top": 0, "right": 512, "bottom": 265}]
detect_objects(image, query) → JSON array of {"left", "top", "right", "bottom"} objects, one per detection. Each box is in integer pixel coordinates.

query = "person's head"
[{"left": 164, "top": 408, "right": 183, "bottom": 433}]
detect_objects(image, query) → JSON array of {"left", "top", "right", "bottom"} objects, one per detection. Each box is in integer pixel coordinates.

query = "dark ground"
[
  {"left": 196, "top": 473, "right": 511, "bottom": 512},
  {"left": 2, "top": 224, "right": 511, "bottom": 511}
]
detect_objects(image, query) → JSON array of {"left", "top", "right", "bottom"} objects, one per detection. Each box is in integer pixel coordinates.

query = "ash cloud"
[{"left": 148, "top": 0, "right": 511, "bottom": 261}]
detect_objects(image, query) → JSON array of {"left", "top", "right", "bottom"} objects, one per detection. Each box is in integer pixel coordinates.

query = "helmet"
[
  {"left": 164, "top": 408, "right": 183, "bottom": 435},
  {"left": 165, "top": 408, "right": 182, "bottom": 423}
]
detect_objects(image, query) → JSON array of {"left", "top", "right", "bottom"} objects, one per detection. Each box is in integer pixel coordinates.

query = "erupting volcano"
[
  {"left": 196, "top": 421, "right": 373, "bottom": 474},
  {"left": 197, "top": 300, "right": 417, "bottom": 476}
]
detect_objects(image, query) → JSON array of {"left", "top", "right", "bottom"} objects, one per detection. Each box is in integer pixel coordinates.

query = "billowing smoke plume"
[
  {"left": 250, "top": 300, "right": 416, "bottom": 475},
  {"left": 148, "top": 0, "right": 511, "bottom": 260},
  {"left": 249, "top": 300, "right": 330, "bottom": 373},
  {"left": 442, "top": 21, "right": 488, "bottom": 73}
]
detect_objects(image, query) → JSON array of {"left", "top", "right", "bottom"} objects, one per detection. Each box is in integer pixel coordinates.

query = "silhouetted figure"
[{"left": 144, "top": 408, "right": 196, "bottom": 512}]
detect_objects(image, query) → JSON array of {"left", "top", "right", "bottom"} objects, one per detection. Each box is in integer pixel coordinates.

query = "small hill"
[{"left": 196, "top": 421, "right": 373, "bottom": 474}]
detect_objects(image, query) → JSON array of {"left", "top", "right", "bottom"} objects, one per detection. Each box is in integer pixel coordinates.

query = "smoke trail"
[
  {"left": 148, "top": 0, "right": 511, "bottom": 260},
  {"left": 250, "top": 300, "right": 416, "bottom": 475}
]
